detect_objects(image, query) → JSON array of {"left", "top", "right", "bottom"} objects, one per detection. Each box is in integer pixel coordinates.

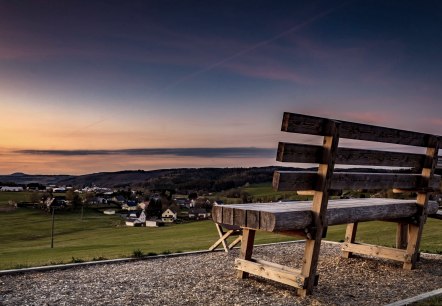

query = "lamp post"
[{"left": 50, "top": 207, "right": 55, "bottom": 248}]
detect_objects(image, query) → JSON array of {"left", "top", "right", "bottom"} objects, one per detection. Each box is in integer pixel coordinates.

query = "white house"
[
  {"left": 0, "top": 186, "right": 24, "bottom": 192},
  {"left": 125, "top": 211, "right": 147, "bottom": 227},
  {"left": 188, "top": 208, "right": 211, "bottom": 220},
  {"left": 161, "top": 208, "right": 177, "bottom": 223}
]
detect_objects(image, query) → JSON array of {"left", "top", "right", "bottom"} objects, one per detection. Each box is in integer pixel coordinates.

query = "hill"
[{"left": 0, "top": 167, "right": 301, "bottom": 192}]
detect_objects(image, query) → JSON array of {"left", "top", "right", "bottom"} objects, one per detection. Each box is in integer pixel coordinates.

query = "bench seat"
[{"left": 213, "top": 199, "right": 439, "bottom": 232}]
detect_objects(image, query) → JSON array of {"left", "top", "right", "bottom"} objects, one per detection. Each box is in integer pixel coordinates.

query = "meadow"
[{"left": 0, "top": 190, "right": 441, "bottom": 270}]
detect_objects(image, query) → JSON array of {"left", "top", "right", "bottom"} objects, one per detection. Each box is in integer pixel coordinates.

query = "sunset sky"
[{"left": 1, "top": 0, "right": 442, "bottom": 174}]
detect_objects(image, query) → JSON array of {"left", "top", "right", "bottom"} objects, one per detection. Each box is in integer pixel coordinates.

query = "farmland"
[{"left": 0, "top": 189, "right": 441, "bottom": 270}]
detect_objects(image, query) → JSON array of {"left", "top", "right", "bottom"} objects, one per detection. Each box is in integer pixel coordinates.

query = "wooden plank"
[
  {"left": 208, "top": 225, "right": 231, "bottom": 252},
  {"left": 235, "top": 258, "right": 306, "bottom": 289},
  {"left": 222, "top": 206, "right": 234, "bottom": 225},
  {"left": 341, "top": 242, "right": 408, "bottom": 262},
  {"left": 211, "top": 205, "right": 223, "bottom": 223},
  {"left": 281, "top": 112, "right": 439, "bottom": 147},
  {"left": 274, "top": 171, "right": 441, "bottom": 191},
  {"left": 299, "top": 119, "right": 340, "bottom": 297},
  {"left": 234, "top": 208, "right": 247, "bottom": 227},
  {"left": 237, "top": 228, "right": 255, "bottom": 279},
  {"left": 404, "top": 135, "right": 439, "bottom": 270},
  {"left": 342, "top": 222, "right": 358, "bottom": 258},
  {"left": 212, "top": 200, "right": 440, "bottom": 232},
  {"left": 396, "top": 223, "right": 408, "bottom": 249},
  {"left": 277, "top": 142, "right": 425, "bottom": 168},
  {"left": 246, "top": 210, "right": 260, "bottom": 229}
]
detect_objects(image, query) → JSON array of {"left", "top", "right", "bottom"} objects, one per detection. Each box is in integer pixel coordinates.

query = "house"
[
  {"left": 188, "top": 208, "right": 211, "bottom": 220},
  {"left": 174, "top": 197, "right": 191, "bottom": 207},
  {"left": 122, "top": 200, "right": 138, "bottom": 211},
  {"left": 125, "top": 211, "right": 146, "bottom": 227},
  {"left": 0, "top": 186, "right": 24, "bottom": 192},
  {"left": 146, "top": 219, "right": 165, "bottom": 227},
  {"left": 161, "top": 208, "right": 177, "bottom": 223},
  {"left": 45, "top": 196, "right": 67, "bottom": 210}
]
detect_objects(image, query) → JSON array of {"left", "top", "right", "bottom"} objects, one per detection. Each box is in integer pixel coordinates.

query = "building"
[{"left": 161, "top": 208, "right": 177, "bottom": 223}]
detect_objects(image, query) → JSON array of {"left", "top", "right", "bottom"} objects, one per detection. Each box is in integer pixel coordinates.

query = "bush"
[{"left": 132, "top": 249, "right": 144, "bottom": 258}]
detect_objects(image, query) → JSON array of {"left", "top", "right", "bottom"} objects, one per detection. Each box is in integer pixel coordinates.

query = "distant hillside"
[
  {"left": 1, "top": 166, "right": 420, "bottom": 193},
  {"left": 0, "top": 173, "right": 74, "bottom": 185},
  {"left": 0, "top": 167, "right": 299, "bottom": 192}
]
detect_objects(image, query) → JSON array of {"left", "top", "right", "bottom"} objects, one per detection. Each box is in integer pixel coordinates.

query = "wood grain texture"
[
  {"left": 274, "top": 171, "right": 441, "bottom": 191},
  {"left": 341, "top": 242, "right": 408, "bottom": 262},
  {"left": 277, "top": 142, "right": 425, "bottom": 168},
  {"left": 235, "top": 258, "right": 306, "bottom": 288},
  {"left": 212, "top": 199, "right": 440, "bottom": 232},
  {"left": 281, "top": 112, "right": 442, "bottom": 147}
]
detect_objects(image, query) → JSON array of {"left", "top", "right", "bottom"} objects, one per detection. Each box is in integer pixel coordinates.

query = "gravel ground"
[{"left": 1, "top": 241, "right": 442, "bottom": 306}]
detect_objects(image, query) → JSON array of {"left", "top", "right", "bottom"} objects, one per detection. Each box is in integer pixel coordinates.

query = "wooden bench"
[{"left": 212, "top": 112, "right": 441, "bottom": 296}]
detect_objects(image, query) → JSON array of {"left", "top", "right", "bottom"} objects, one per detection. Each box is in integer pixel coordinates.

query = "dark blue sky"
[{"left": 1, "top": 0, "right": 442, "bottom": 174}]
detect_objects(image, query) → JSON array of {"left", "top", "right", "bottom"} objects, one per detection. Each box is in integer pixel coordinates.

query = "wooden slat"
[
  {"left": 282, "top": 112, "right": 440, "bottom": 147},
  {"left": 274, "top": 171, "right": 441, "bottom": 191},
  {"left": 277, "top": 142, "right": 425, "bottom": 168},
  {"left": 235, "top": 258, "right": 306, "bottom": 289},
  {"left": 211, "top": 199, "right": 440, "bottom": 232},
  {"left": 341, "top": 242, "right": 409, "bottom": 262}
]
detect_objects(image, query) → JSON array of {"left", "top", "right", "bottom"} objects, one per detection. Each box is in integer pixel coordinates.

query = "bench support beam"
[
  {"left": 237, "top": 228, "right": 255, "bottom": 279},
  {"left": 342, "top": 222, "right": 358, "bottom": 258},
  {"left": 298, "top": 120, "right": 340, "bottom": 297}
]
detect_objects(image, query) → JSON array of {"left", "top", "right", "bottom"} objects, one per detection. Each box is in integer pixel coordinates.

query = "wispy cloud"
[{"left": 15, "top": 147, "right": 276, "bottom": 158}]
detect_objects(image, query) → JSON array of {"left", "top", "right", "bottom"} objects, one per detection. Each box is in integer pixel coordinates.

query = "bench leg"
[
  {"left": 209, "top": 223, "right": 229, "bottom": 252},
  {"left": 237, "top": 228, "right": 255, "bottom": 279},
  {"left": 396, "top": 223, "right": 408, "bottom": 250},
  {"left": 403, "top": 223, "right": 423, "bottom": 270},
  {"left": 298, "top": 230, "right": 324, "bottom": 297},
  {"left": 342, "top": 222, "right": 358, "bottom": 258}
]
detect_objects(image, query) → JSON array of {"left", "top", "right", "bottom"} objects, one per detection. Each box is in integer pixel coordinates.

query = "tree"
[
  {"left": 145, "top": 197, "right": 162, "bottom": 219},
  {"left": 66, "top": 190, "right": 82, "bottom": 209}
]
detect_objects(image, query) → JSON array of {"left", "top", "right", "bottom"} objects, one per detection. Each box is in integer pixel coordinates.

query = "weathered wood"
[
  {"left": 404, "top": 136, "right": 439, "bottom": 270},
  {"left": 209, "top": 223, "right": 243, "bottom": 252},
  {"left": 228, "top": 236, "right": 242, "bottom": 249},
  {"left": 237, "top": 228, "right": 255, "bottom": 279},
  {"left": 277, "top": 142, "right": 425, "bottom": 168},
  {"left": 274, "top": 171, "right": 441, "bottom": 191},
  {"left": 212, "top": 199, "right": 440, "bottom": 232},
  {"left": 341, "top": 242, "right": 409, "bottom": 262},
  {"left": 299, "top": 120, "right": 340, "bottom": 297},
  {"left": 212, "top": 205, "right": 222, "bottom": 223},
  {"left": 282, "top": 112, "right": 440, "bottom": 147},
  {"left": 342, "top": 222, "right": 358, "bottom": 258},
  {"left": 211, "top": 112, "right": 442, "bottom": 296},
  {"left": 396, "top": 223, "right": 408, "bottom": 249},
  {"left": 235, "top": 258, "right": 306, "bottom": 289},
  {"left": 212, "top": 223, "right": 229, "bottom": 252}
]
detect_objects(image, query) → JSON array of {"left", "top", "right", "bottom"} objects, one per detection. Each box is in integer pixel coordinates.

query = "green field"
[{"left": 0, "top": 191, "right": 441, "bottom": 270}]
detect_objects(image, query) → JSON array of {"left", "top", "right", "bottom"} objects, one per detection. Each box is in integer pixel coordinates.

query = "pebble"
[{"left": 1, "top": 242, "right": 441, "bottom": 305}]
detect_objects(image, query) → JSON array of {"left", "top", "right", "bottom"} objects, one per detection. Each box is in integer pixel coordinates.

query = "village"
[{"left": 0, "top": 183, "right": 219, "bottom": 227}]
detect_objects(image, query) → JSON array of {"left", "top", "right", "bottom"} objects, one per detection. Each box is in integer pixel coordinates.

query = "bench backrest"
[{"left": 273, "top": 112, "right": 442, "bottom": 193}]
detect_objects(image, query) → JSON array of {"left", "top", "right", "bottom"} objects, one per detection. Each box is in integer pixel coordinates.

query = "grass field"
[{"left": 1, "top": 190, "right": 441, "bottom": 270}]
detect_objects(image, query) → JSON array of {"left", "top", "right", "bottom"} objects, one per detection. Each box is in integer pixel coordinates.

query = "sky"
[{"left": 1, "top": 0, "right": 442, "bottom": 175}]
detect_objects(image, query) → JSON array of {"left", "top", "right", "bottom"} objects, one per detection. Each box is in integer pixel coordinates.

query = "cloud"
[{"left": 14, "top": 147, "right": 276, "bottom": 158}]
